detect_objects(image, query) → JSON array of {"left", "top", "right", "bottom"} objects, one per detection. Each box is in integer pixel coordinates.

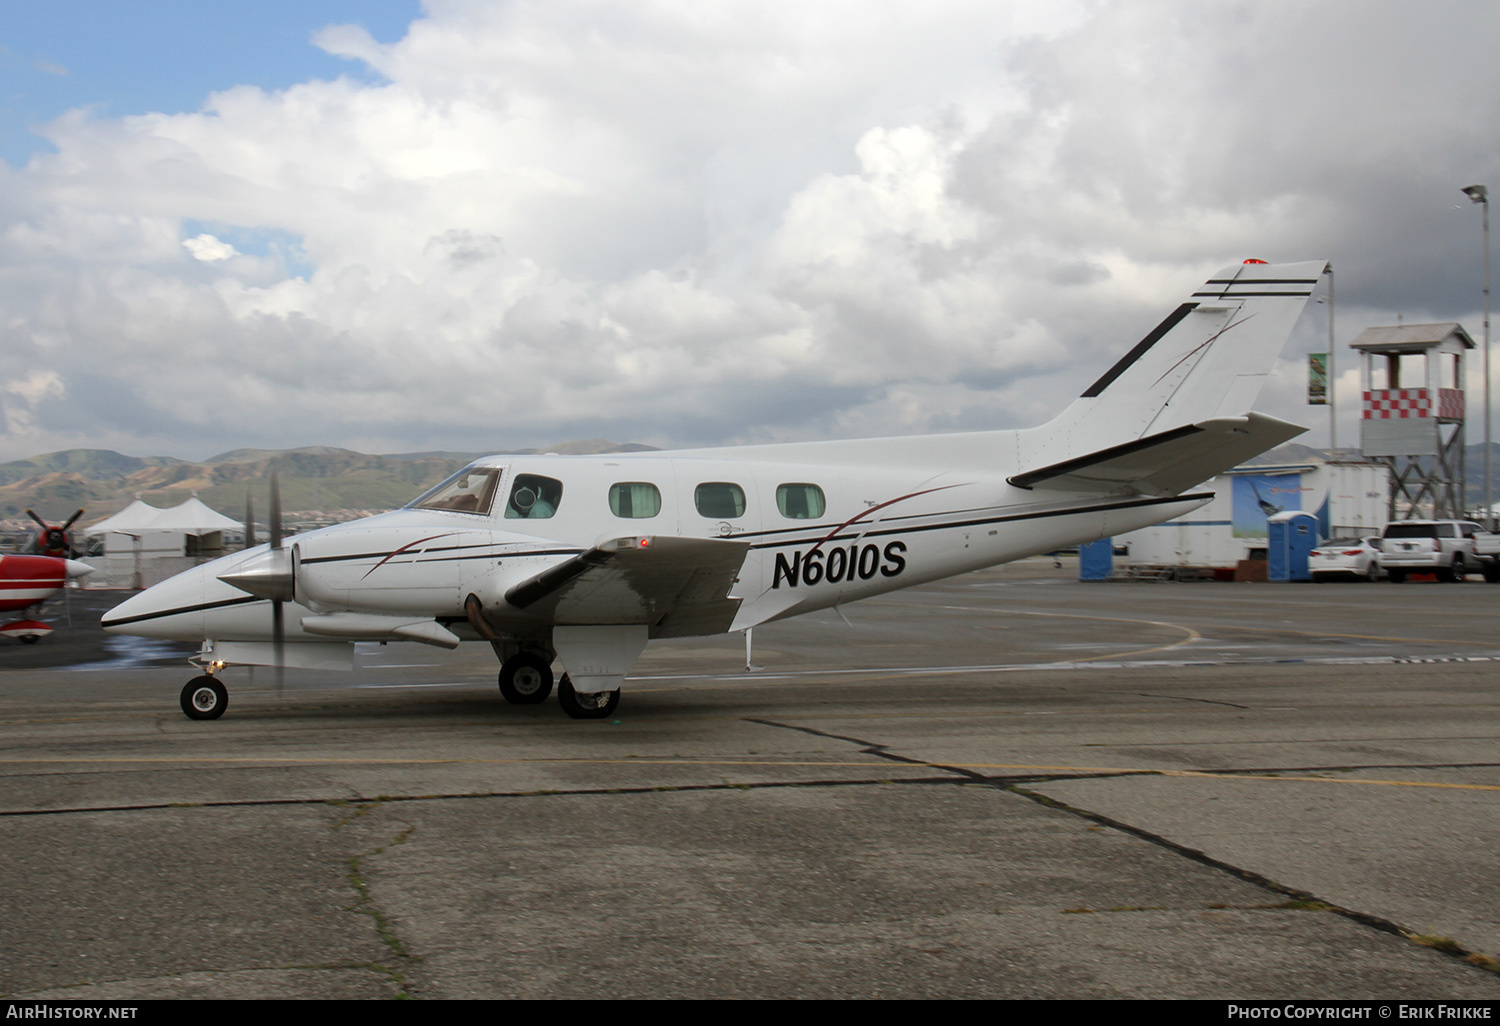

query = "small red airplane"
[
  {"left": 4, "top": 509, "right": 94, "bottom": 642},
  {"left": 0, "top": 554, "right": 95, "bottom": 643}
]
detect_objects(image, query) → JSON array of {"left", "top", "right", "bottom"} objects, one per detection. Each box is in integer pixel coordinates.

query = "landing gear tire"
[
  {"left": 181, "top": 676, "right": 228, "bottom": 720},
  {"left": 18, "top": 635, "right": 38, "bottom": 645},
  {"left": 557, "top": 674, "right": 619, "bottom": 720},
  {"left": 498, "top": 653, "right": 553, "bottom": 704}
]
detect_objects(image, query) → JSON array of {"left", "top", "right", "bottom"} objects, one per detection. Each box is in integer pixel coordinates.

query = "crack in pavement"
[
  {"left": 743, "top": 715, "right": 1500, "bottom": 980},
  {"left": 331, "top": 799, "right": 422, "bottom": 999}
]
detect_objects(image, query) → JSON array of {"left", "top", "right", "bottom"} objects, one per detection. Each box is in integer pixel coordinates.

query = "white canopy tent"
[{"left": 86, "top": 497, "right": 242, "bottom": 556}]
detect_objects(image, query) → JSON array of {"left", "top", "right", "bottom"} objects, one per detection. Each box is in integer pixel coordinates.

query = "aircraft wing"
[
  {"left": 1008, "top": 413, "right": 1304, "bottom": 496},
  {"left": 505, "top": 535, "right": 751, "bottom": 637}
]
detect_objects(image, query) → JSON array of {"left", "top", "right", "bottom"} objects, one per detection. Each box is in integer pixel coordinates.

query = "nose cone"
[{"left": 216, "top": 547, "right": 294, "bottom": 602}]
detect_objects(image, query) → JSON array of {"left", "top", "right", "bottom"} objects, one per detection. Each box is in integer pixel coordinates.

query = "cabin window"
[
  {"left": 776, "top": 483, "right": 826, "bottom": 520},
  {"left": 410, "top": 468, "right": 501, "bottom": 515},
  {"left": 505, "top": 474, "right": 564, "bottom": 519},
  {"left": 609, "top": 483, "right": 662, "bottom": 518},
  {"left": 695, "top": 482, "right": 746, "bottom": 519}
]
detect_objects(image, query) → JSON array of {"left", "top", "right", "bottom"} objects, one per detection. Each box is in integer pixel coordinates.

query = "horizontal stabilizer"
[
  {"left": 1009, "top": 413, "right": 1305, "bottom": 496},
  {"left": 506, "top": 535, "right": 750, "bottom": 636}
]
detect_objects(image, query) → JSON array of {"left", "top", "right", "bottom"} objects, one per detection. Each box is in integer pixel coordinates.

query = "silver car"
[{"left": 1309, "top": 536, "right": 1383, "bottom": 581}]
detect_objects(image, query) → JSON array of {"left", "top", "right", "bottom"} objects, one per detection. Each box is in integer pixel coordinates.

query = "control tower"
[{"left": 1352, "top": 323, "right": 1476, "bottom": 519}]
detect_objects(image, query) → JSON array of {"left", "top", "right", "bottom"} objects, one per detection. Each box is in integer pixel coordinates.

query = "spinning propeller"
[
  {"left": 26, "top": 509, "right": 84, "bottom": 558},
  {"left": 218, "top": 474, "right": 291, "bottom": 690}
]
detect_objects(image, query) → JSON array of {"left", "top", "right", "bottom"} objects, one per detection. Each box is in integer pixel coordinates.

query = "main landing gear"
[
  {"left": 557, "top": 675, "right": 620, "bottom": 719},
  {"left": 497, "top": 651, "right": 619, "bottom": 719},
  {"left": 497, "top": 652, "right": 554, "bottom": 704}
]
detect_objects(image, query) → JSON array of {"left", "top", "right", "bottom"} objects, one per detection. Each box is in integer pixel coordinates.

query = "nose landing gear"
[{"left": 180, "top": 675, "right": 228, "bottom": 720}]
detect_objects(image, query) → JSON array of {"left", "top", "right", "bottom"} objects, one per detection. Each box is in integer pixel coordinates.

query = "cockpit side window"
[
  {"left": 506, "top": 474, "right": 564, "bottom": 519},
  {"left": 410, "top": 468, "right": 501, "bottom": 515}
]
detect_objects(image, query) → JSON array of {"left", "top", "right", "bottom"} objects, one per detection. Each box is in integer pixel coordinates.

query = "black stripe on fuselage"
[
  {"left": 100, "top": 594, "right": 262, "bottom": 629},
  {"left": 1081, "top": 303, "right": 1198, "bottom": 398},
  {"left": 746, "top": 492, "right": 1213, "bottom": 550},
  {"left": 299, "top": 545, "right": 582, "bottom": 567},
  {"left": 299, "top": 541, "right": 501, "bottom": 565}
]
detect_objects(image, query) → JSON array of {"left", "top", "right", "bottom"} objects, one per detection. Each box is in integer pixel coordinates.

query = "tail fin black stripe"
[
  {"left": 1081, "top": 303, "right": 1198, "bottom": 398},
  {"left": 1202, "top": 277, "right": 1319, "bottom": 285},
  {"left": 1193, "top": 289, "right": 1313, "bottom": 299}
]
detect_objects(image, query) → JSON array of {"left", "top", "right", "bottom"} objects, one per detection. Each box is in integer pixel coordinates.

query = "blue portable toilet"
[
  {"left": 1267, "top": 511, "right": 1318, "bottom": 582},
  {"left": 1079, "top": 538, "right": 1113, "bottom": 580}
]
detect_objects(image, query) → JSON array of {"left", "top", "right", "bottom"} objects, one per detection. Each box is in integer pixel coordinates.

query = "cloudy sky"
[{"left": 1, "top": 0, "right": 1496, "bottom": 461}]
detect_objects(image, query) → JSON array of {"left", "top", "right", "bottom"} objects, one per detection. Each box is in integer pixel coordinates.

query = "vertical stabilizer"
[{"left": 1029, "top": 259, "right": 1326, "bottom": 465}]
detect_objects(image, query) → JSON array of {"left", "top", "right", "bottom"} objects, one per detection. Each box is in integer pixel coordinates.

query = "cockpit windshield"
[{"left": 408, "top": 467, "right": 502, "bottom": 515}]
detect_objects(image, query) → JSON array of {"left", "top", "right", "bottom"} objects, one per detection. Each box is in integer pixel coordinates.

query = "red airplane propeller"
[{"left": 25, "top": 509, "right": 85, "bottom": 558}]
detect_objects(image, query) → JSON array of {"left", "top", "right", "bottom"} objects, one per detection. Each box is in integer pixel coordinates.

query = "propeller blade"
[
  {"left": 24, "top": 509, "right": 48, "bottom": 530},
  {"left": 60, "top": 509, "right": 85, "bottom": 532},
  {"left": 268, "top": 471, "right": 284, "bottom": 695},
  {"left": 244, "top": 491, "right": 257, "bottom": 550},
  {"left": 269, "top": 472, "right": 282, "bottom": 551},
  {"left": 272, "top": 597, "right": 284, "bottom": 697}
]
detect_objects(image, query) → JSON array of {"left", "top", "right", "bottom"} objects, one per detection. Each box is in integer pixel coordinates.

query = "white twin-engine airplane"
[{"left": 104, "top": 259, "right": 1326, "bottom": 720}]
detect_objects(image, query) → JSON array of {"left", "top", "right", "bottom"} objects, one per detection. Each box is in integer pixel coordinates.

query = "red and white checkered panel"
[
  {"left": 1362, "top": 388, "right": 1465, "bottom": 420},
  {"left": 1363, "top": 389, "right": 1430, "bottom": 419}
]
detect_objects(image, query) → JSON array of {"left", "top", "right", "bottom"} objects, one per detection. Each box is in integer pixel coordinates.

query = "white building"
[{"left": 1114, "top": 459, "right": 1390, "bottom": 573}]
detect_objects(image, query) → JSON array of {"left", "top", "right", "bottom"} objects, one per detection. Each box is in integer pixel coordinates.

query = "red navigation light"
[
  {"left": 1243, "top": 258, "right": 1269, "bottom": 264},
  {"left": 639, "top": 537, "right": 651, "bottom": 548}
]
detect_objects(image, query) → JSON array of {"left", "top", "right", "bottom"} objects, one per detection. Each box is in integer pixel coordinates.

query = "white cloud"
[
  {"left": 1, "top": 1, "right": 1498, "bottom": 462},
  {"left": 182, "top": 233, "right": 237, "bottom": 261}
]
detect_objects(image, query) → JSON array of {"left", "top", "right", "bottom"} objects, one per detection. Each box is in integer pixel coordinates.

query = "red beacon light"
[{"left": 1243, "top": 258, "right": 1269, "bottom": 264}]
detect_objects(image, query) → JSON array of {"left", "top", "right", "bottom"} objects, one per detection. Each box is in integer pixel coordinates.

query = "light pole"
[
  {"left": 1462, "top": 185, "right": 1491, "bottom": 528},
  {"left": 1326, "top": 264, "right": 1336, "bottom": 454}
]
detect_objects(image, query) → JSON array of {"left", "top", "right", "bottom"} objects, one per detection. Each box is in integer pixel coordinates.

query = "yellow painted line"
[
  {"left": 953, "top": 763, "right": 1500, "bottom": 794},
  {"left": 1, "top": 754, "right": 1497, "bottom": 793},
  {"left": 1157, "top": 769, "right": 1500, "bottom": 793}
]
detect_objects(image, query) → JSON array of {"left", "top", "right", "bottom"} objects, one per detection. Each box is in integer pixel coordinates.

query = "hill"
[{"left": 1, "top": 441, "right": 655, "bottom": 526}]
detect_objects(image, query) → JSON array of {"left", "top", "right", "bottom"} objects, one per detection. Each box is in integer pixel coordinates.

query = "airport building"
[{"left": 1109, "top": 458, "right": 1390, "bottom": 578}]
